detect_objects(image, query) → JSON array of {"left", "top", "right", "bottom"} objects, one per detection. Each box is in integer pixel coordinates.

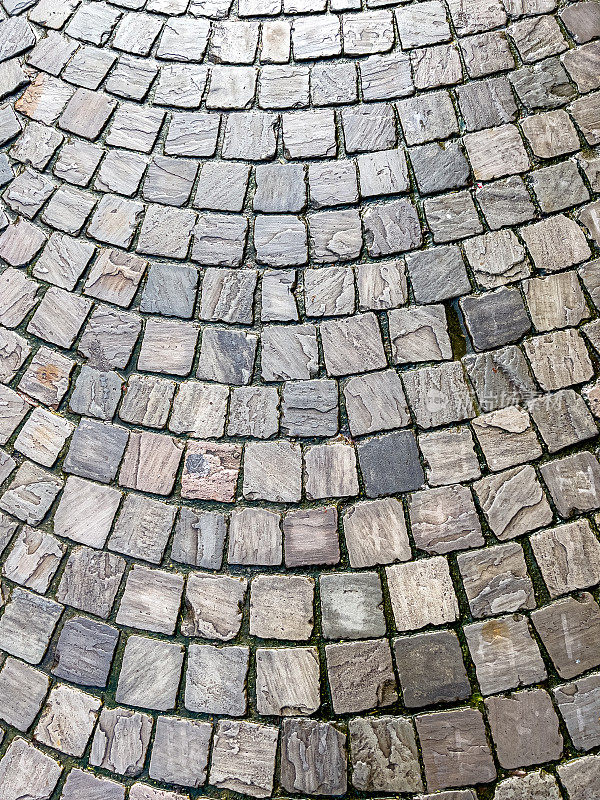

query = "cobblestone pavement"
[{"left": 0, "top": 0, "right": 599, "bottom": 797}]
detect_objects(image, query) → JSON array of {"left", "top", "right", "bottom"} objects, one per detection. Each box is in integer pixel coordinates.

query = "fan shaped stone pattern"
[{"left": 0, "top": 0, "right": 599, "bottom": 797}]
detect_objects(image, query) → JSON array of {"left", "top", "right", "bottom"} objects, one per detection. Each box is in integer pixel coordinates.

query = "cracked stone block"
[
  {"left": 528, "top": 389, "right": 597, "bottom": 452},
  {"left": 305, "top": 441, "right": 358, "bottom": 500},
  {"left": 210, "top": 720, "right": 278, "bottom": 798},
  {"left": 320, "top": 572, "right": 385, "bottom": 640},
  {"left": 321, "top": 313, "right": 387, "bottom": 376},
  {"left": 243, "top": 441, "right": 301, "bottom": 502},
  {"left": 386, "top": 557, "right": 458, "bottom": 631},
  {"left": 419, "top": 427, "right": 480, "bottom": 486},
  {"left": 464, "top": 228, "right": 530, "bottom": 289},
  {"left": 0, "top": 587, "right": 61, "bottom": 665},
  {"left": 349, "top": 716, "right": 422, "bottom": 793},
  {"left": 186, "top": 644, "right": 249, "bottom": 716},
  {"left": 532, "top": 592, "right": 600, "bottom": 679},
  {"left": 541, "top": 451, "right": 600, "bottom": 516},
  {"left": 416, "top": 708, "right": 495, "bottom": 791},
  {"left": 172, "top": 508, "right": 226, "bottom": 569},
  {"left": 261, "top": 324, "right": 321, "bottom": 381},
  {"left": 0, "top": 738, "right": 61, "bottom": 800},
  {"left": 250, "top": 574, "right": 314, "bottom": 641},
  {"left": 474, "top": 464, "right": 551, "bottom": 540},
  {"left": 116, "top": 565, "right": 183, "bottom": 635},
  {"left": 0, "top": 463, "right": 63, "bottom": 526},
  {"left": 116, "top": 634, "right": 184, "bottom": 711},
  {"left": 495, "top": 771, "right": 561, "bottom": 800},
  {"left": 409, "top": 485, "right": 483, "bottom": 554},
  {"left": 149, "top": 716, "right": 211, "bottom": 788},
  {"left": 53, "top": 475, "right": 121, "bottom": 548},
  {"left": 465, "top": 345, "right": 538, "bottom": 413},
  {"left": 0, "top": 658, "right": 49, "bottom": 732},
  {"left": 34, "top": 684, "right": 100, "bottom": 757},
  {"left": 0, "top": 331, "right": 31, "bottom": 384},
  {"left": 458, "top": 541, "right": 535, "bottom": 618},
  {"left": 182, "top": 572, "right": 246, "bottom": 640},
  {"left": 486, "top": 689, "right": 563, "bottom": 769},
  {"left": 228, "top": 508, "right": 282, "bottom": 566},
  {"left": 280, "top": 718, "right": 347, "bottom": 796},
  {"left": 57, "top": 546, "right": 125, "bottom": 619},
  {"left": 255, "top": 647, "right": 320, "bottom": 715},
  {"left": 472, "top": 406, "right": 541, "bottom": 472},
  {"left": 60, "top": 769, "right": 125, "bottom": 800},
  {"left": 281, "top": 379, "right": 338, "bottom": 437},
  {"left": 284, "top": 507, "right": 339, "bottom": 567},
  {"left": 197, "top": 328, "right": 257, "bottom": 385},
  {"left": 554, "top": 673, "right": 600, "bottom": 752},
  {"left": 181, "top": 441, "right": 242, "bottom": 502},
  {"left": 465, "top": 614, "right": 546, "bottom": 695},
  {"left": 389, "top": 305, "right": 452, "bottom": 363},
  {"left": 344, "top": 369, "right": 410, "bottom": 436},
  {"left": 52, "top": 616, "right": 119, "bottom": 688},
  {"left": 531, "top": 519, "right": 600, "bottom": 598},
  {"left": 90, "top": 707, "right": 152, "bottom": 777}
]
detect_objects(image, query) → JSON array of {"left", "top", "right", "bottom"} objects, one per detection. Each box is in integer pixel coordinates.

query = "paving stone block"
[
  {"left": 116, "top": 565, "right": 183, "bottom": 635},
  {"left": 34, "top": 684, "right": 100, "bottom": 757},
  {"left": 116, "top": 634, "right": 184, "bottom": 711},
  {"left": 210, "top": 720, "right": 278, "bottom": 798},
  {"left": 60, "top": 769, "right": 125, "bottom": 800},
  {"left": 386, "top": 557, "right": 458, "bottom": 631},
  {"left": 2, "top": 526, "right": 63, "bottom": 592},
  {"left": 181, "top": 441, "right": 242, "bottom": 502},
  {"left": 284, "top": 507, "right": 339, "bottom": 567},
  {"left": 320, "top": 571, "right": 385, "bottom": 640},
  {"left": 531, "top": 519, "right": 600, "bottom": 597},
  {"left": 186, "top": 644, "right": 249, "bottom": 716},
  {"left": 256, "top": 646, "right": 320, "bottom": 715},
  {"left": 52, "top": 616, "right": 119, "bottom": 688},
  {"left": 409, "top": 484, "right": 483, "bottom": 554},
  {"left": 389, "top": 305, "right": 452, "bottom": 363},
  {"left": 0, "top": 657, "right": 49, "bottom": 732},
  {"left": 344, "top": 369, "right": 410, "bottom": 436},
  {"left": 281, "top": 379, "right": 338, "bottom": 436},
  {"left": 474, "top": 464, "right": 552, "bottom": 539},
  {"left": 0, "top": 587, "right": 61, "bottom": 665},
  {"left": 349, "top": 715, "right": 422, "bottom": 792},
  {"left": 172, "top": 508, "right": 226, "bottom": 569},
  {"left": 149, "top": 716, "right": 212, "bottom": 788},
  {"left": 465, "top": 345, "right": 539, "bottom": 413},
  {"left": 280, "top": 718, "right": 347, "bottom": 796},
  {"left": 541, "top": 450, "right": 600, "bottom": 517},
  {"left": 419, "top": 427, "right": 480, "bottom": 486},
  {"left": 182, "top": 572, "right": 246, "bottom": 640},
  {"left": 197, "top": 328, "right": 257, "bottom": 385},
  {"left": 558, "top": 755, "right": 600, "bottom": 800},
  {"left": 90, "top": 707, "right": 152, "bottom": 777},
  {"left": 554, "top": 673, "right": 600, "bottom": 751},
  {"left": 0, "top": 738, "right": 61, "bottom": 800},
  {"left": 228, "top": 507, "right": 282, "bottom": 566},
  {"left": 57, "top": 546, "right": 125, "bottom": 619},
  {"left": 250, "top": 574, "right": 314, "bottom": 640},
  {"left": 343, "top": 497, "right": 411, "bottom": 567}
]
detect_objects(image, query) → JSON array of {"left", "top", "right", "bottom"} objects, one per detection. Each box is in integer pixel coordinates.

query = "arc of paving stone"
[{"left": 0, "top": 0, "right": 599, "bottom": 798}]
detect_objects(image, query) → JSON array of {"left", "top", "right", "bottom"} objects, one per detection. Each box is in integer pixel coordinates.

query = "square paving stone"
[
  {"left": 305, "top": 441, "right": 359, "bottom": 499},
  {"left": 228, "top": 508, "right": 282, "bottom": 566},
  {"left": 181, "top": 572, "right": 246, "bottom": 640},
  {"left": 409, "top": 485, "right": 483, "bottom": 554},
  {"left": 57, "top": 546, "right": 125, "bottom": 619},
  {"left": 456, "top": 76, "right": 517, "bottom": 131},
  {"left": 60, "top": 769, "right": 125, "bottom": 800},
  {"left": 464, "top": 614, "right": 547, "bottom": 696},
  {"left": 250, "top": 574, "right": 314, "bottom": 641},
  {"left": 197, "top": 328, "right": 257, "bottom": 385},
  {"left": 280, "top": 718, "right": 347, "bottom": 796},
  {"left": 119, "top": 431, "right": 183, "bottom": 495},
  {"left": 471, "top": 405, "right": 542, "bottom": 471},
  {"left": 17, "top": 346, "right": 74, "bottom": 410},
  {"left": 0, "top": 587, "right": 62, "bottom": 665},
  {"left": 84, "top": 248, "right": 146, "bottom": 307},
  {"left": 284, "top": 507, "right": 340, "bottom": 567},
  {"left": 149, "top": 716, "right": 212, "bottom": 788},
  {"left": 349, "top": 716, "right": 422, "bottom": 793},
  {"left": 531, "top": 519, "right": 600, "bottom": 598},
  {"left": 540, "top": 451, "right": 600, "bottom": 517},
  {"left": 140, "top": 262, "right": 198, "bottom": 318},
  {"left": 485, "top": 689, "right": 563, "bottom": 769},
  {"left": 229, "top": 386, "right": 279, "bottom": 440},
  {"left": 243, "top": 441, "right": 301, "bottom": 502},
  {"left": 395, "top": 1, "right": 451, "bottom": 48},
  {"left": 52, "top": 616, "right": 119, "bottom": 687},
  {"left": 357, "top": 430, "right": 424, "bottom": 497},
  {"left": 181, "top": 441, "right": 242, "bottom": 502},
  {"left": 494, "top": 771, "right": 561, "bottom": 800},
  {"left": 90, "top": 707, "right": 152, "bottom": 777},
  {"left": 457, "top": 542, "right": 535, "bottom": 618},
  {"left": 389, "top": 305, "right": 452, "bottom": 363},
  {"left": 343, "top": 497, "right": 411, "bottom": 568},
  {"left": 416, "top": 708, "right": 495, "bottom": 791},
  {"left": 464, "top": 345, "right": 538, "bottom": 413},
  {"left": 406, "top": 246, "right": 470, "bottom": 304},
  {"left": 116, "top": 565, "right": 183, "bottom": 635},
  {"left": 386, "top": 557, "right": 458, "bottom": 631},
  {"left": 473, "top": 464, "right": 553, "bottom": 540},
  {"left": 2, "top": 525, "right": 64, "bottom": 592},
  {"left": 520, "top": 214, "right": 591, "bottom": 272},
  {"left": 119, "top": 374, "right": 175, "bottom": 428},
  {"left": 261, "top": 324, "right": 319, "bottom": 381},
  {"left": 199, "top": 268, "right": 257, "bottom": 325},
  {"left": 303, "top": 265, "right": 355, "bottom": 317},
  {"left": 418, "top": 427, "right": 480, "bottom": 486},
  {"left": 53, "top": 476, "right": 121, "bottom": 548},
  {"left": 69, "top": 367, "right": 123, "bottom": 420},
  {"left": 363, "top": 198, "right": 422, "bottom": 257},
  {"left": 558, "top": 754, "right": 600, "bottom": 800},
  {"left": 344, "top": 369, "right": 410, "bottom": 437},
  {"left": 0, "top": 463, "right": 63, "bottom": 527},
  {"left": 170, "top": 381, "right": 228, "bottom": 439},
  {"left": 108, "top": 494, "right": 176, "bottom": 564},
  {"left": 138, "top": 318, "right": 198, "bottom": 376},
  {"left": 255, "top": 647, "right": 320, "bottom": 716},
  {"left": 524, "top": 271, "right": 588, "bottom": 332},
  {"left": 463, "top": 228, "right": 530, "bottom": 289},
  {"left": 326, "top": 638, "right": 397, "bottom": 714},
  {"left": 116, "top": 634, "right": 184, "bottom": 711},
  {"left": 78, "top": 307, "right": 141, "bottom": 371},
  {"left": 554, "top": 673, "right": 600, "bottom": 751},
  {"left": 531, "top": 592, "right": 600, "bottom": 679},
  {"left": 171, "top": 508, "right": 226, "bottom": 569},
  {"left": 34, "top": 684, "right": 100, "bottom": 757},
  {"left": 424, "top": 190, "right": 483, "bottom": 242},
  {"left": 281, "top": 379, "right": 338, "bottom": 436},
  {"left": 320, "top": 312, "right": 386, "bottom": 376},
  {"left": 0, "top": 657, "right": 49, "bottom": 732},
  {"left": 63, "top": 419, "right": 129, "bottom": 484},
  {"left": 409, "top": 141, "right": 470, "bottom": 195},
  {"left": 0, "top": 738, "right": 61, "bottom": 800},
  {"left": 394, "top": 630, "right": 470, "bottom": 708},
  {"left": 210, "top": 720, "right": 278, "bottom": 799},
  {"left": 186, "top": 644, "right": 249, "bottom": 716},
  {"left": 461, "top": 287, "right": 531, "bottom": 351},
  {"left": 320, "top": 572, "right": 385, "bottom": 639},
  {"left": 403, "top": 361, "right": 475, "bottom": 428}
]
